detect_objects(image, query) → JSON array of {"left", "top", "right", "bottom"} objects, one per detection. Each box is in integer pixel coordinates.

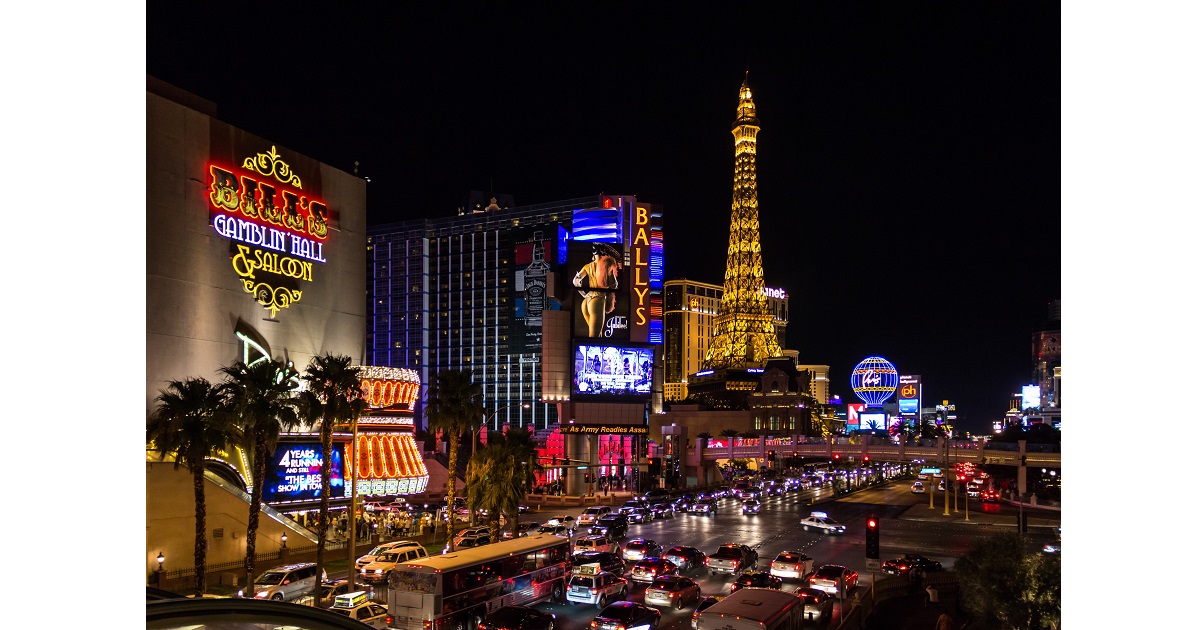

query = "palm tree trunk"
[
  {"left": 192, "top": 463, "right": 208, "bottom": 597},
  {"left": 245, "top": 432, "right": 266, "bottom": 588},
  {"left": 446, "top": 435, "right": 459, "bottom": 550},
  {"left": 314, "top": 421, "right": 332, "bottom": 596}
]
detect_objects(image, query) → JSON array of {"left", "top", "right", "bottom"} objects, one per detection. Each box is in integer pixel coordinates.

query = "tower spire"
[{"left": 701, "top": 75, "right": 783, "bottom": 370}]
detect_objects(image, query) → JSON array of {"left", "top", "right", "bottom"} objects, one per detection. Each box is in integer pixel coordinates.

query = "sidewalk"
[{"left": 897, "top": 500, "right": 1060, "bottom": 529}]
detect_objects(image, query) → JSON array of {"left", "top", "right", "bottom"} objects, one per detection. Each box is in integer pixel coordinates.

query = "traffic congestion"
[{"left": 288, "top": 466, "right": 1057, "bottom": 630}]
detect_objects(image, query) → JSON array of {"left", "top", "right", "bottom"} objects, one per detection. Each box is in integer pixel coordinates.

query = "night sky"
[{"left": 147, "top": 2, "right": 1060, "bottom": 434}]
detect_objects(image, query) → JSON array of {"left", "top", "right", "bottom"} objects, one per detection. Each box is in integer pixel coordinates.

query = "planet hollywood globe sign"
[{"left": 850, "top": 356, "right": 899, "bottom": 408}]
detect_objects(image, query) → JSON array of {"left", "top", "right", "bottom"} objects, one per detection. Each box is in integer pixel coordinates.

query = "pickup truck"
[{"left": 706, "top": 543, "right": 758, "bottom": 577}]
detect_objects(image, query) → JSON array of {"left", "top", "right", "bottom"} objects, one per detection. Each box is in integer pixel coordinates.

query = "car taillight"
[
  {"left": 589, "top": 622, "right": 598, "bottom": 629},
  {"left": 386, "top": 618, "right": 393, "bottom": 627},
  {"left": 731, "top": 560, "right": 739, "bottom": 568},
  {"left": 705, "top": 558, "right": 710, "bottom": 565},
  {"left": 591, "top": 588, "right": 599, "bottom": 594},
  {"left": 477, "top": 625, "right": 485, "bottom": 630}
]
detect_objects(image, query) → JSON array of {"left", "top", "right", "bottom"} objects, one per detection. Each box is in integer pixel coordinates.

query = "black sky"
[{"left": 147, "top": 2, "right": 1060, "bottom": 434}]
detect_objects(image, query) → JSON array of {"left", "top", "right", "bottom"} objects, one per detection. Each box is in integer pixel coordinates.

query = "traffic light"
[
  {"left": 865, "top": 515, "right": 880, "bottom": 560},
  {"left": 834, "top": 453, "right": 841, "bottom": 462},
  {"left": 863, "top": 455, "right": 870, "bottom": 463},
  {"left": 768, "top": 450, "right": 776, "bottom": 461}
]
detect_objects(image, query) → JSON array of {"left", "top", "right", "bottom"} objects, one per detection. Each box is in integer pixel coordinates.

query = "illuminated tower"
[{"left": 702, "top": 74, "right": 783, "bottom": 369}]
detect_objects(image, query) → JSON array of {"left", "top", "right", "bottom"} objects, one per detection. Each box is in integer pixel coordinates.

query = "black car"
[
  {"left": 880, "top": 554, "right": 943, "bottom": 576},
  {"left": 641, "top": 488, "right": 671, "bottom": 503},
  {"left": 649, "top": 503, "right": 675, "bottom": 519},
  {"left": 662, "top": 545, "right": 707, "bottom": 575},
  {"left": 479, "top": 605, "right": 556, "bottom": 630},
  {"left": 573, "top": 551, "right": 626, "bottom": 576},
  {"left": 592, "top": 601, "right": 661, "bottom": 630},
  {"left": 672, "top": 494, "right": 694, "bottom": 511},
  {"left": 730, "top": 571, "right": 783, "bottom": 593},
  {"left": 591, "top": 514, "right": 630, "bottom": 539},
  {"left": 622, "top": 538, "right": 664, "bottom": 562}
]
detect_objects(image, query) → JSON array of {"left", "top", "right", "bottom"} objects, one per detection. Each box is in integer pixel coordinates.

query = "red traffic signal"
[
  {"left": 834, "top": 453, "right": 841, "bottom": 460},
  {"left": 864, "top": 455, "right": 871, "bottom": 463},
  {"left": 867, "top": 518, "right": 878, "bottom": 529}
]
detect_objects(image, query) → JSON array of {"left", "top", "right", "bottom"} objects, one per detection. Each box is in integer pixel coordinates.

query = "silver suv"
[{"left": 247, "top": 562, "right": 326, "bottom": 601}]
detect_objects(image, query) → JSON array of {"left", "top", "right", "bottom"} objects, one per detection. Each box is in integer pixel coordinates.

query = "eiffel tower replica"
[{"left": 701, "top": 74, "right": 784, "bottom": 371}]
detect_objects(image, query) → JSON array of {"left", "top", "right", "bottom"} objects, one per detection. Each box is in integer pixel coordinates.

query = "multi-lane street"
[{"left": 519, "top": 479, "right": 1059, "bottom": 630}]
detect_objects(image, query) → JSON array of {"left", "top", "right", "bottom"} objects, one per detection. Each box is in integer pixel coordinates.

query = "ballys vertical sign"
[
  {"left": 207, "top": 146, "right": 329, "bottom": 318},
  {"left": 631, "top": 203, "right": 651, "bottom": 342}
]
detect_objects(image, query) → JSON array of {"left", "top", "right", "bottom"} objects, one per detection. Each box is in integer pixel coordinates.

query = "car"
[
  {"left": 672, "top": 495, "right": 694, "bottom": 512},
  {"left": 327, "top": 591, "right": 392, "bottom": 628},
  {"left": 800, "top": 511, "right": 847, "bottom": 534},
  {"left": 689, "top": 499, "right": 717, "bottom": 516},
  {"left": 911, "top": 481, "right": 926, "bottom": 494},
  {"left": 246, "top": 562, "right": 326, "bottom": 601},
  {"left": 631, "top": 557, "right": 678, "bottom": 583},
  {"left": 917, "top": 472, "right": 929, "bottom": 480},
  {"left": 538, "top": 524, "right": 571, "bottom": 537},
  {"left": 793, "top": 587, "right": 835, "bottom": 624},
  {"left": 621, "top": 500, "right": 647, "bottom": 511},
  {"left": 808, "top": 564, "right": 859, "bottom": 596},
  {"left": 644, "top": 575, "right": 702, "bottom": 609},
  {"left": 1043, "top": 543, "right": 1060, "bottom": 554},
  {"left": 590, "top": 515, "right": 630, "bottom": 539},
  {"left": 479, "top": 604, "right": 556, "bottom": 630},
  {"left": 622, "top": 538, "right": 664, "bottom": 562},
  {"left": 691, "top": 595, "right": 725, "bottom": 629},
  {"left": 982, "top": 489, "right": 1001, "bottom": 503},
  {"left": 880, "top": 554, "right": 943, "bottom": 576},
  {"left": 641, "top": 488, "right": 671, "bottom": 503},
  {"left": 766, "top": 484, "right": 783, "bottom": 497},
  {"left": 546, "top": 515, "right": 578, "bottom": 532},
  {"left": 591, "top": 601, "right": 661, "bottom": 630},
  {"left": 650, "top": 503, "right": 675, "bottom": 519},
  {"left": 938, "top": 479, "right": 947, "bottom": 491},
  {"left": 567, "top": 569, "right": 629, "bottom": 608},
  {"left": 742, "top": 498, "right": 762, "bottom": 515},
  {"left": 453, "top": 525, "right": 492, "bottom": 545},
  {"left": 445, "top": 533, "right": 491, "bottom": 553},
  {"left": 573, "top": 551, "right": 626, "bottom": 576},
  {"left": 518, "top": 505, "right": 531, "bottom": 514},
  {"left": 730, "top": 570, "right": 783, "bottom": 593},
  {"left": 504, "top": 521, "right": 542, "bottom": 539},
  {"left": 355, "top": 539, "right": 425, "bottom": 570},
  {"left": 315, "top": 579, "right": 352, "bottom": 608},
  {"left": 706, "top": 543, "right": 758, "bottom": 577},
  {"left": 769, "top": 551, "right": 815, "bottom": 581},
  {"left": 738, "top": 486, "right": 763, "bottom": 500},
  {"left": 623, "top": 507, "right": 653, "bottom": 524},
  {"left": 662, "top": 545, "right": 707, "bottom": 575},
  {"left": 579, "top": 506, "right": 612, "bottom": 526},
  {"left": 967, "top": 485, "right": 981, "bottom": 498},
  {"left": 575, "top": 535, "right": 620, "bottom": 555},
  {"left": 362, "top": 546, "right": 427, "bottom": 583}
]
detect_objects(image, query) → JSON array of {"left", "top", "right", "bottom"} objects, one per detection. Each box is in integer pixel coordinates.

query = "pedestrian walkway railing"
[{"left": 203, "top": 469, "right": 319, "bottom": 544}]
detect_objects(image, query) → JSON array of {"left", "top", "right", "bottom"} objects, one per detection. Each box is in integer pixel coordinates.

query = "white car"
[
  {"left": 800, "top": 511, "right": 847, "bottom": 535},
  {"left": 538, "top": 524, "right": 572, "bottom": 537},
  {"left": 328, "top": 592, "right": 392, "bottom": 628},
  {"left": 911, "top": 481, "right": 926, "bottom": 494},
  {"left": 566, "top": 569, "right": 629, "bottom": 607},
  {"left": 578, "top": 506, "right": 611, "bottom": 527},
  {"left": 769, "top": 551, "right": 815, "bottom": 581},
  {"left": 574, "top": 535, "right": 619, "bottom": 555},
  {"left": 546, "top": 515, "right": 578, "bottom": 532}
]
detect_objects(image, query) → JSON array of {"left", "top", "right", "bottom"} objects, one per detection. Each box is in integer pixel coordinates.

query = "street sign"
[{"left": 865, "top": 558, "right": 881, "bottom": 571}]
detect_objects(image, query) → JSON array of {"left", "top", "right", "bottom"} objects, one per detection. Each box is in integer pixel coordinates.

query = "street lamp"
[
  {"left": 281, "top": 533, "right": 288, "bottom": 549},
  {"left": 155, "top": 552, "right": 165, "bottom": 588}
]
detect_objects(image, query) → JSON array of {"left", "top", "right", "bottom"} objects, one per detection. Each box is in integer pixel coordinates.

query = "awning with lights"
[{"left": 349, "top": 433, "right": 429, "bottom": 496}]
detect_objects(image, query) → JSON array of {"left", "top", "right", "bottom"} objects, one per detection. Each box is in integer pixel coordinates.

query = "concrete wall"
[{"left": 146, "top": 84, "right": 367, "bottom": 414}]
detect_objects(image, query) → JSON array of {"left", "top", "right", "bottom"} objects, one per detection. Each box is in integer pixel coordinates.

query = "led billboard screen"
[
  {"left": 262, "top": 442, "right": 345, "bottom": 503},
  {"left": 573, "top": 341, "right": 654, "bottom": 401}
]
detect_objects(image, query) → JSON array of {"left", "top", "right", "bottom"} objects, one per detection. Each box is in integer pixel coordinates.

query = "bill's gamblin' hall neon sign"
[{"left": 207, "top": 146, "right": 329, "bottom": 317}]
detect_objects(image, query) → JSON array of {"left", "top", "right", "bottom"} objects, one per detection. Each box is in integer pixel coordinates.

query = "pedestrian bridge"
[{"left": 692, "top": 436, "right": 1060, "bottom": 469}]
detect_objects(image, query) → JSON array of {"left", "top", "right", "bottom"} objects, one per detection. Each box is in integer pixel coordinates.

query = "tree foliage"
[
  {"left": 954, "top": 531, "right": 1060, "bottom": 629},
  {"left": 147, "top": 377, "right": 235, "bottom": 596},
  {"left": 425, "top": 369, "right": 484, "bottom": 549}
]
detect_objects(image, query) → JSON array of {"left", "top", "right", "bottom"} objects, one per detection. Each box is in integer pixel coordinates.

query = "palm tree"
[
  {"left": 220, "top": 359, "right": 301, "bottom": 588},
  {"left": 497, "top": 426, "right": 539, "bottom": 539},
  {"left": 147, "top": 377, "right": 235, "bottom": 596},
  {"left": 719, "top": 428, "right": 739, "bottom": 438},
  {"left": 300, "top": 354, "right": 365, "bottom": 597},
  {"left": 424, "top": 369, "right": 484, "bottom": 550},
  {"left": 465, "top": 443, "right": 522, "bottom": 543}
]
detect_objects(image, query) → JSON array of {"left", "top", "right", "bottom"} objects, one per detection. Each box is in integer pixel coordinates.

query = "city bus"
[
  {"left": 694, "top": 587, "right": 809, "bottom": 630},
  {"left": 386, "top": 533, "right": 572, "bottom": 630}
]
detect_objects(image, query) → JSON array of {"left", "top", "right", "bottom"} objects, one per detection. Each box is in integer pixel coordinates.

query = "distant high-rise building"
[
  {"left": 1032, "top": 299, "right": 1061, "bottom": 422},
  {"left": 702, "top": 74, "right": 784, "bottom": 369},
  {"left": 367, "top": 194, "right": 664, "bottom": 433}
]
